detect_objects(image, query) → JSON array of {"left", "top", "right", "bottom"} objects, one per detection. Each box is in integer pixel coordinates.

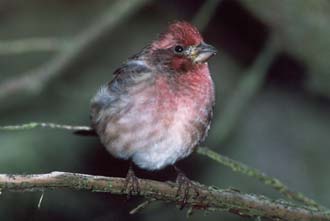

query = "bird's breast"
[{"left": 98, "top": 69, "right": 214, "bottom": 170}]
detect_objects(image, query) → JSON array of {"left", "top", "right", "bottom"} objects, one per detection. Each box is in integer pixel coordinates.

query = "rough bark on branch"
[
  {"left": 0, "top": 172, "right": 328, "bottom": 221},
  {"left": 1, "top": 122, "right": 327, "bottom": 212}
]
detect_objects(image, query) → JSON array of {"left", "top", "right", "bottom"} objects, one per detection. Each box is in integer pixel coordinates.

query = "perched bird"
[{"left": 90, "top": 21, "right": 216, "bottom": 190}]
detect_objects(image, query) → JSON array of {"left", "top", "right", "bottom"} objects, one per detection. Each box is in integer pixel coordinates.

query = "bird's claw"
[
  {"left": 123, "top": 166, "right": 140, "bottom": 198},
  {"left": 175, "top": 169, "right": 199, "bottom": 209}
]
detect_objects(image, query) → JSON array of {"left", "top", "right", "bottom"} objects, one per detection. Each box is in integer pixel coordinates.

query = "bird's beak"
[{"left": 190, "top": 42, "right": 217, "bottom": 64}]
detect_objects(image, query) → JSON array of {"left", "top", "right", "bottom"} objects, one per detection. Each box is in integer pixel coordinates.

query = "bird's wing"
[
  {"left": 90, "top": 59, "right": 152, "bottom": 127},
  {"left": 108, "top": 59, "right": 152, "bottom": 98}
]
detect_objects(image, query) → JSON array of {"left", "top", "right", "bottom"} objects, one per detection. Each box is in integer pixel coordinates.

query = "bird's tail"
[{"left": 74, "top": 129, "right": 98, "bottom": 136}]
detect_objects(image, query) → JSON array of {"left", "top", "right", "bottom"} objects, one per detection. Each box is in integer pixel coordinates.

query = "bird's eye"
[{"left": 174, "top": 45, "right": 184, "bottom": 54}]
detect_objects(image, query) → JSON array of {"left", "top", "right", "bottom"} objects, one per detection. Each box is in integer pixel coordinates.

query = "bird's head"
[{"left": 149, "top": 21, "right": 217, "bottom": 73}]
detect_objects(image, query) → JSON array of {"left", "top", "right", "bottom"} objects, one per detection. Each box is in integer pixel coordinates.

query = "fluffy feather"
[{"left": 91, "top": 21, "right": 216, "bottom": 170}]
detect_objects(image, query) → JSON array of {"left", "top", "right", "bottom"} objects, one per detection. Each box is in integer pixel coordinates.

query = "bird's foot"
[
  {"left": 123, "top": 165, "right": 140, "bottom": 198},
  {"left": 174, "top": 166, "right": 199, "bottom": 209}
]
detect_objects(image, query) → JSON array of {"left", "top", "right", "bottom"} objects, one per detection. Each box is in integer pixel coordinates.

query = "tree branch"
[
  {"left": 0, "top": 0, "right": 150, "bottom": 102},
  {"left": 0, "top": 38, "right": 67, "bottom": 55},
  {"left": 209, "top": 36, "right": 279, "bottom": 144},
  {"left": 0, "top": 122, "right": 327, "bottom": 212},
  {"left": 197, "top": 147, "right": 326, "bottom": 211},
  {"left": 0, "top": 172, "right": 328, "bottom": 221},
  {"left": 192, "top": 0, "right": 223, "bottom": 30},
  {"left": 0, "top": 122, "right": 92, "bottom": 131}
]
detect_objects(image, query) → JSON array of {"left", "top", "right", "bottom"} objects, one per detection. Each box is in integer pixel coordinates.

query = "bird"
[{"left": 89, "top": 21, "right": 217, "bottom": 197}]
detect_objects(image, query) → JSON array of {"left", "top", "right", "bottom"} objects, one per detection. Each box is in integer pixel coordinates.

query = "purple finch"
[{"left": 91, "top": 21, "right": 216, "bottom": 172}]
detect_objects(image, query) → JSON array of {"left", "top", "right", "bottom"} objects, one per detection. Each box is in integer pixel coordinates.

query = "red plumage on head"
[
  {"left": 166, "top": 21, "right": 203, "bottom": 46},
  {"left": 152, "top": 21, "right": 203, "bottom": 49}
]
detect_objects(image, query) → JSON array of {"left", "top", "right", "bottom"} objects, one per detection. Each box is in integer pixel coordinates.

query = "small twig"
[
  {"left": 37, "top": 191, "right": 44, "bottom": 209},
  {"left": 210, "top": 37, "right": 279, "bottom": 144},
  {"left": 0, "top": 38, "right": 68, "bottom": 55},
  {"left": 0, "top": 122, "right": 92, "bottom": 132},
  {"left": 0, "top": 0, "right": 151, "bottom": 102},
  {"left": 193, "top": 0, "right": 223, "bottom": 30},
  {"left": 129, "top": 199, "right": 156, "bottom": 214},
  {"left": 0, "top": 172, "right": 329, "bottom": 221},
  {"left": 197, "top": 146, "right": 326, "bottom": 211}
]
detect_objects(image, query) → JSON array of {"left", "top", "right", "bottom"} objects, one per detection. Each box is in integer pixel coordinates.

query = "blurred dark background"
[{"left": 0, "top": 0, "right": 330, "bottom": 220}]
